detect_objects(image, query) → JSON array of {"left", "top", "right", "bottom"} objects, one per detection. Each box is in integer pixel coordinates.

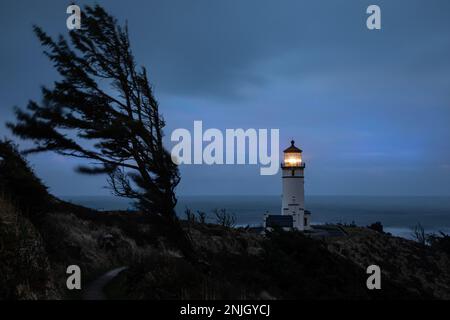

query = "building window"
[{"left": 304, "top": 217, "right": 307, "bottom": 226}]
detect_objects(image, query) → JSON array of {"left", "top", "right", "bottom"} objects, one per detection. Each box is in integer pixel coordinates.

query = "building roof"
[
  {"left": 266, "top": 215, "right": 293, "bottom": 228},
  {"left": 283, "top": 140, "right": 302, "bottom": 153}
]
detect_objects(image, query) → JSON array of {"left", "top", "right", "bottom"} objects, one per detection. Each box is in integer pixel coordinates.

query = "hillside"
[
  {"left": 103, "top": 221, "right": 450, "bottom": 300},
  {"left": 1, "top": 140, "right": 450, "bottom": 300},
  {"left": 328, "top": 227, "right": 450, "bottom": 299},
  {"left": 0, "top": 195, "right": 58, "bottom": 299},
  {"left": 2, "top": 193, "right": 450, "bottom": 299}
]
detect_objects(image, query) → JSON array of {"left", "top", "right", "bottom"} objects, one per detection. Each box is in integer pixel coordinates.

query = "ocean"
[{"left": 60, "top": 195, "right": 450, "bottom": 239}]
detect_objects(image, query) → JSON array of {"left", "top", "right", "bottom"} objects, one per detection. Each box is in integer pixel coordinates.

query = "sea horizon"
[{"left": 60, "top": 194, "right": 450, "bottom": 240}]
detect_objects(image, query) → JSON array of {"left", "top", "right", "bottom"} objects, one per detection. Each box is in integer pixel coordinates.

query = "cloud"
[{"left": 1, "top": 0, "right": 450, "bottom": 195}]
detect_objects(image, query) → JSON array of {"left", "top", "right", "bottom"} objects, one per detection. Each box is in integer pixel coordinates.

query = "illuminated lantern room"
[{"left": 282, "top": 140, "right": 304, "bottom": 168}]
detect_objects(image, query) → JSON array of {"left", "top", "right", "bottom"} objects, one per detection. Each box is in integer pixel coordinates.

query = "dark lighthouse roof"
[
  {"left": 266, "top": 215, "right": 293, "bottom": 228},
  {"left": 283, "top": 140, "right": 302, "bottom": 153}
]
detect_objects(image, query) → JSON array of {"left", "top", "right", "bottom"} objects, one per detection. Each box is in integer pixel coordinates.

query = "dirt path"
[{"left": 83, "top": 266, "right": 128, "bottom": 300}]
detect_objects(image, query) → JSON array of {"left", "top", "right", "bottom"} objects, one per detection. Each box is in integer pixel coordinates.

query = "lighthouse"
[
  {"left": 281, "top": 140, "right": 311, "bottom": 231},
  {"left": 263, "top": 140, "right": 311, "bottom": 231}
]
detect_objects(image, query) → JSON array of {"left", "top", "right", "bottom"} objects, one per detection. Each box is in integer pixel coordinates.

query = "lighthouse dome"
[{"left": 283, "top": 140, "right": 302, "bottom": 153}]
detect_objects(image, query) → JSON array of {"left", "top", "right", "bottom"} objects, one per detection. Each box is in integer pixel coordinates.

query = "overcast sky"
[{"left": 1, "top": 0, "right": 450, "bottom": 196}]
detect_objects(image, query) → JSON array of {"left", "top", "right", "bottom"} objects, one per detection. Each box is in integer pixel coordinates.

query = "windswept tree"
[{"left": 8, "top": 6, "right": 180, "bottom": 223}]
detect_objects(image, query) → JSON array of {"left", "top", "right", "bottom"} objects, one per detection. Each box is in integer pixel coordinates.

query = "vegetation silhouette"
[
  {"left": 7, "top": 5, "right": 193, "bottom": 258},
  {"left": 0, "top": 139, "right": 51, "bottom": 220}
]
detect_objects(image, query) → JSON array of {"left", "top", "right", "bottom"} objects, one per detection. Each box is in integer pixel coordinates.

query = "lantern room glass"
[{"left": 284, "top": 152, "right": 302, "bottom": 167}]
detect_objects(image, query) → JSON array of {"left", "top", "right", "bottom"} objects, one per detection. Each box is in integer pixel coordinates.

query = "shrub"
[
  {"left": 428, "top": 232, "right": 450, "bottom": 255},
  {"left": 213, "top": 208, "right": 236, "bottom": 228},
  {"left": 0, "top": 196, "right": 57, "bottom": 299},
  {"left": 411, "top": 223, "right": 427, "bottom": 245},
  {"left": 184, "top": 208, "right": 196, "bottom": 224},
  {"left": 197, "top": 211, "right": 207, "bottom": 224},
  {"left": 0, "top": 140, "right": 50, "bottom": 219},
  {"left": 367, "top": 221, "right": 384, "bottom": 233}
]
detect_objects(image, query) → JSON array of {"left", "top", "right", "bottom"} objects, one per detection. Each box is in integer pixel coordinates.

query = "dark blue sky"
[{"left": 1, "top": 0, "right": 450, "bottom": 196}]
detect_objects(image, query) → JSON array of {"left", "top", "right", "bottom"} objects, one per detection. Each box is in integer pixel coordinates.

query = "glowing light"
[{"left": 284, "top": 154, "right": 302, "bottom": 167}]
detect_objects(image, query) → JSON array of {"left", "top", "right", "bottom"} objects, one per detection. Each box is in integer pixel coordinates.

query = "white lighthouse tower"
[{"left": 281, "top": 140, "right": 311, "bottom": 231}]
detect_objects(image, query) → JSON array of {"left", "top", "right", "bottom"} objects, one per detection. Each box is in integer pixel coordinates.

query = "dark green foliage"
[
  {"left": 258, "top": 230, "right": 364, "bottom": 298},
  {"left": 197, "top": 210, "right": 207, "bottom": 224},
  {"left": 7, "top": 5, "right": 179, "bottom": 219},
  {"left": 7, "top": 4, "right": 195, "bottom": 259},
  {"left": 213, "top": 208, "right": 236, "bottom": 227},
  {"left": 0, "top": 140, "right": 50, "bottom": 218},
  {"left": 108, "top": 254, "right": 203, "bottom": 300},
  {"left": 412, "top": 223, "right": 427, "bottom": 245},
  {"left": 184, "top": 208, "right": 196, "bottom": 224},
  {"left": 428, "top": 232, "right": 450, "bottom": 255},
  {"left": 338, "top": 221, "right": 357, "bottom": 227},
  {"left": 367, "top": 221, "right": 384, "bottom": 233},
  {"left": 107, "top": 227, "right": 423, "bottom": 300},
  {"left": 0, "top": 197, "right": 54, "bottom": 299}
]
